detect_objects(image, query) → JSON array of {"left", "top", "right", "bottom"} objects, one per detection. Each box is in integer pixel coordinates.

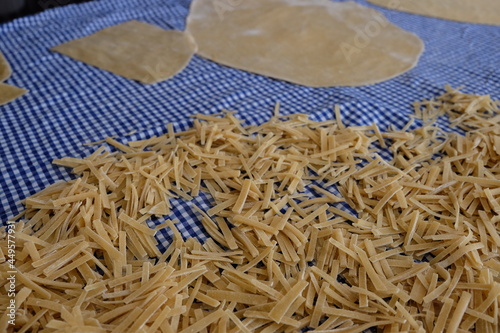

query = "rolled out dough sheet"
[
  {"left": 52, "top": 20, "right": 198, "bottom": 84},
  {"left": 367, "top": 0, "right": 500, "bottom": 26},
  {"left": 0, "top": 83, "right": 27, "bottom": 106},
  {"left": 0, "top": 51, "right": 12, "bottom": 82},
  {"left": 187, "top": 0, "right": 424, "bottom": 87}
]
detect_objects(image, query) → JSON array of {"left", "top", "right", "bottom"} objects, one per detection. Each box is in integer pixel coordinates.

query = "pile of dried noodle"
[{"left": 1, "top": 87, "right": 500, "bottom": 332}]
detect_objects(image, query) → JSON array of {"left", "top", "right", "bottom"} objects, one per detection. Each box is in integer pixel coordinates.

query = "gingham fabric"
[{"left": 1, "top": 0, "right": 499, "bottom": 250}]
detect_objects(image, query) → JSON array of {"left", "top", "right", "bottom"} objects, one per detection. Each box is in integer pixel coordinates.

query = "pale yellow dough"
[
  {"left": 367, "top": 0, "right": 500, "bottom": 26},
  {"left": 52, "top": 21, "right": 198, "bottom": 84},
  {"left": 0, "top": 83, "right": 27, "bottom": 106},
  {"left": 187, "top": 0, "right": 424, "bottom": 87},
  {"left": 0, "top": 51, "right": 12, "bottom": 82}
]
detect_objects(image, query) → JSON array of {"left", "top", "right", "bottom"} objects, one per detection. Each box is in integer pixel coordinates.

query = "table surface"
[{"left": 1, "top": 0, "right": 499, "bottom": 247}]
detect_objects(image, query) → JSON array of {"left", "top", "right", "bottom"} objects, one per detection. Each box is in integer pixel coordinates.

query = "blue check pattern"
[{"left": 1, "top": 0, "right": 499, "bottom": 250}]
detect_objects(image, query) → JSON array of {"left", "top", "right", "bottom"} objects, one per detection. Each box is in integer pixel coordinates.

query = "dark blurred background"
[{"left": 0, "top": 0, "right": 93, "bottom": 23}]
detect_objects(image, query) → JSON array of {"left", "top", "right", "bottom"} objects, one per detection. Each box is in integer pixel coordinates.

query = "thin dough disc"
[
  {"left": 52, "top": 21, "right": 198, "bottom": 84},
  {"left": 0, "top": 51, "right": 12, "bottom": 82},
  {"left": 367, "top": 0, "right": 500, "bottom": 26},
  {"left": 0, "top": 83, "right": 27, "bottom": 106},
  {"left": 187, "top": 0, "right": 424, "bottom": 87}
]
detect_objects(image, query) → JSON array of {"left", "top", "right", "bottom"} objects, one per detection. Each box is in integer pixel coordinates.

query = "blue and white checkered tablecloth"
[{"left": 1, "top": 0, "right": 499, "bottom": 248}]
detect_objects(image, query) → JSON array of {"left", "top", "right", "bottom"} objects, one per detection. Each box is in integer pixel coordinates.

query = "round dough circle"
[
  {"left": 52, "top": 21, "right": 198, "bottom": 84},
  {"left": 0, "top": 51, "right": 12, "bottom": 82},
  {"left": 187, "top": 0, "right": 424, "bottom": 87},
  {"left": 367, "top": 0, "right": 500, "bottom": 26}
]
